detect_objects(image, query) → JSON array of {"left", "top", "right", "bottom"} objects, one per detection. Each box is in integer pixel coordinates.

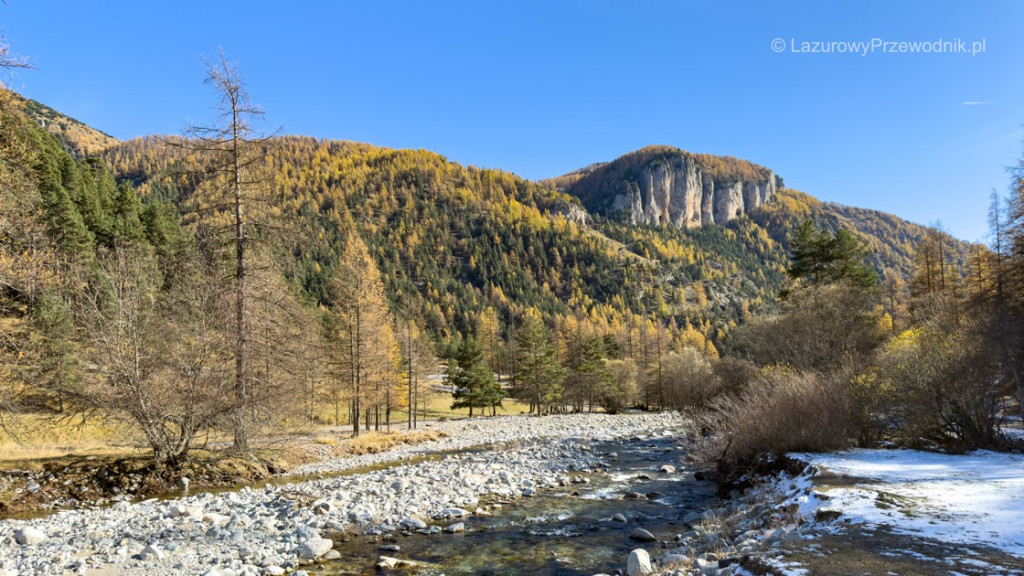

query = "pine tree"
[
  {"left": 513, "top": 314, "right": 564, "bottom": 415},
  {"left": 447, "top": 336, "right": 502, "bottom": 417},
  {"left": 787, "top": 218, "right": 877, "bottom": 293}
]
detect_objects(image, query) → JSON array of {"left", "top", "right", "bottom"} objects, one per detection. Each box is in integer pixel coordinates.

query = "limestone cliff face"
[{"left": 564, "top": 146, "right": 779, "bottom": 229}]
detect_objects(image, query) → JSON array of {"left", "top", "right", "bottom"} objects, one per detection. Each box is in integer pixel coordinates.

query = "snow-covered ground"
[{"left": 796, "top": 448, "right": 1024, "bottom": 557}]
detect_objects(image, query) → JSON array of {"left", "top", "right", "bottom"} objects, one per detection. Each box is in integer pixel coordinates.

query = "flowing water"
[{"left": 313, "top": 434, "right": 719, "bottom": 576}]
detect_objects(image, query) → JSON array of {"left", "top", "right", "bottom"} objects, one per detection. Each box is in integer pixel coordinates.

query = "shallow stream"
[{"left": 314, "top": 434, "right": 719, "bottom": 575}]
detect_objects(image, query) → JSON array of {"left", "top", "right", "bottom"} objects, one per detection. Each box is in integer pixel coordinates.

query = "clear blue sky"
[{"left": 4, "top": 1, "right": 1023, "bottom": 241}]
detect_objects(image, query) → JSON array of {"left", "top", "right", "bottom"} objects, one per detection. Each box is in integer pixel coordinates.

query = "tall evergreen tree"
[
  {"left": 787, "top": 218, "right": 878, "bottom": 293},
  {"left": 514, "top": 314, "right": 564, "bottom": 415},
  {"left": 178, "top": 50, "right": 282, "bottom": 453},
  {"left": 446, "top": 336, "right": 502, "bottom": 417}
]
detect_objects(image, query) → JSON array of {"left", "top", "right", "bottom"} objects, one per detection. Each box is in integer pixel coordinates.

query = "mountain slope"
[
  {"left": 15, "top": 94, "right": 118, "bottom": 157},
  {"left": 98, "top": 136, "right": 963, "bottom": 350}
]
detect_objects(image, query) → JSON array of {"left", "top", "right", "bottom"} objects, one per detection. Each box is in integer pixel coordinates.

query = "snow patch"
[{"left": 795, "top": 448, "right": 1024, "bottom": 557}]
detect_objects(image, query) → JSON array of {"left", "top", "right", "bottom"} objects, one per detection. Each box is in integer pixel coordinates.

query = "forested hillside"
[{"left": 100, "top": 137, "right": 954, "bottom": 348}]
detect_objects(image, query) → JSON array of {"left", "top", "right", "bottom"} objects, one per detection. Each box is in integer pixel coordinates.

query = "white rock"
[
  {"left": 627, "top": 548, "right": 653, "bottom": 576},
  {"left": 376, "top": 556, "right": 419, "bottom": 569},
  {"left": 438, "top": 507, "right": 470, "bottom": 518},
  {"left": 659, "top": 465, "right": 677, "bottom": 474},
  {"left": 400, "top": 517, "right": 427, "bottom": 530},
  {"left": 141, "top": 543, "right": 166, "bottom": 560},
  {"left": 444, "top": 522, "right": 465, "bottom": 533},
  {"left": 295, "top": 537, "right": 333, "bottom": 560},
  {"left": 14, "top": 527, "right": 47, "bottom": 545}
]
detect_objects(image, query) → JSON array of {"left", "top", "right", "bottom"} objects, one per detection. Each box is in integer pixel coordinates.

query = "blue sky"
[{"left": 3, "top": 1, "right": 1023, "bottom": 241}]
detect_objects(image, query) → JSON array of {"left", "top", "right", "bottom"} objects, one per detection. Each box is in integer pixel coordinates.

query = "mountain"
[
  {"left": 14, "top": 94, "right": 118, "bottom": 157},
  {"left": 3, "top": 91, "right": 966, "bottom": 349},
  {"left": 552, "top": 145, "right": 965, "bottom": 283},
  {"left": 553, "top": 145, "right": 780, "bottom": 228}
]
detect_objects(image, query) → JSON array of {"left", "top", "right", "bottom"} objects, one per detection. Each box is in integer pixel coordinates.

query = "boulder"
[
  {"left": 295, "top": 537, "right": 333, "bottom": 561},
  {"left": 629, "top": 528, "right": 657, "bottom": 542},
  {"left": 626, "top": 548, "right": 653, "bottom": 576},
  {"left": 611, "top": 513, "right": 628, "bottom": 523},
  {"left": 400, "top": 517, "right": 427, "bottom": 530},
  {"left": 140, "top": 543, "right": 166, "bottom": 560},
  {"left": 659, "top": 465, "right": 676, "bottom": 474},
  {"left": 14, "top": 527, "right": 47, "bottom": 545},
  {"left": 444, "top": 522, "right": 465, "bottom": 533}
]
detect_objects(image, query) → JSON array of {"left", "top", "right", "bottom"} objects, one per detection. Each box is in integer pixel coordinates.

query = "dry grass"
[
  {"left": 0, "top": 385, "right": 531, "bottom": 467},
  {"left": 316, "top": 428, "right": 445, "bottom": 454},
  {"left": 418, "top": 385, "right": 531, "bottom": 420},
  {"left": 0, "top": 413, "right": 139, "bottom": 465}
]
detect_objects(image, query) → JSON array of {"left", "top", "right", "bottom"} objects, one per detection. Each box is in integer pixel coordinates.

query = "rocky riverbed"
[{"left": 0, "top": 413, "right": 700, "bottom": 576}]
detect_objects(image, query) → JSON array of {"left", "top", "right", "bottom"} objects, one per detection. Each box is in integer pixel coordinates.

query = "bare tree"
[
  {"left": 0, "top": 26, "right": 33, "bottom": 88},
  {"left": 177, "top": 49, "right": 286, "bottom": 454},
  {"left": 76, "top": 245, "right": 233, "bottom": 466}
]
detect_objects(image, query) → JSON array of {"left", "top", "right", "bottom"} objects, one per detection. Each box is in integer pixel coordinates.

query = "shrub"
[
  {"left": 694, "top": 368, "right": 852, "bottom": 472},
  {"left": 661, "top": 348, "right": 721, "bottom": 410},
  {"left": 877, "top": 323, "right": 1001, "bottom": 451},
  {"left": 730, "top": 282, "right": 881, "bottom": 373}
]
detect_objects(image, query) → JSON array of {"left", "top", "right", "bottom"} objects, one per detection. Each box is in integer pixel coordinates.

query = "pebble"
[{"left": 140, "top": 543, "right": 166, "bottom": 560}]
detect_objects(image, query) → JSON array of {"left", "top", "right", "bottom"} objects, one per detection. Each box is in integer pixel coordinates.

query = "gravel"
[{"left": 0, "top": 412, "right": 684, "bottom": 576}]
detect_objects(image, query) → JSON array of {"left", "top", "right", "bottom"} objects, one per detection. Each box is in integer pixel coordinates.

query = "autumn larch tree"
[{"left": 328, "top": 232, "right": 399, "bottom": 436}]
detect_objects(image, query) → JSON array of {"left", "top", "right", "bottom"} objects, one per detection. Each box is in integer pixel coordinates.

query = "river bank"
[{"left": 0, "top": 413, "right": 694, "bottom": 576}]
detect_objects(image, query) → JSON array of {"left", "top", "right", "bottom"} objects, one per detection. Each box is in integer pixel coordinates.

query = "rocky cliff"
[{"left": 557, "top": 146, "right": 780, "bottom": 228}]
